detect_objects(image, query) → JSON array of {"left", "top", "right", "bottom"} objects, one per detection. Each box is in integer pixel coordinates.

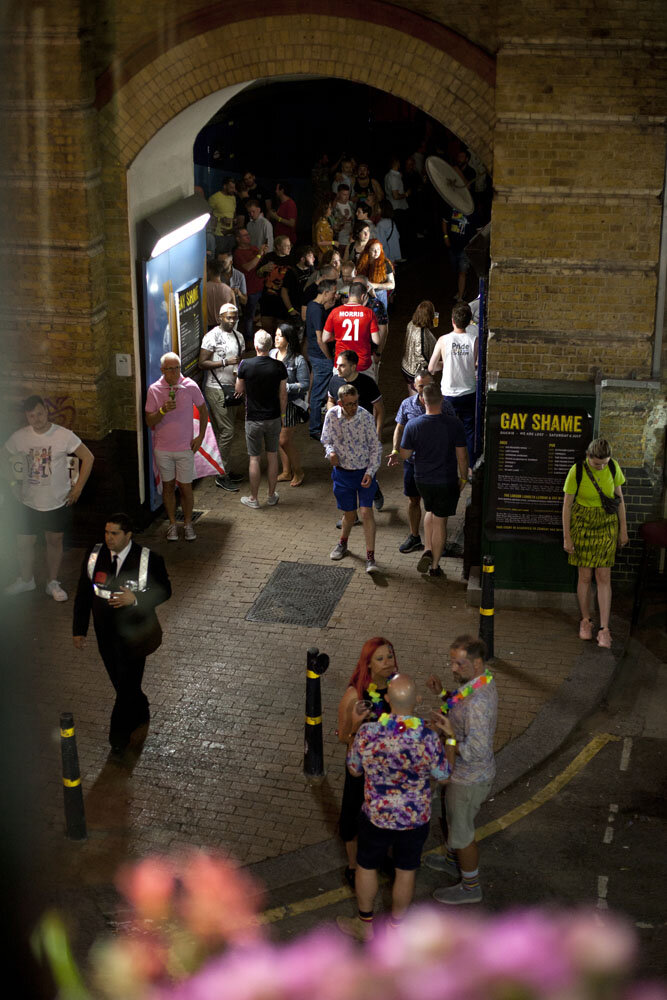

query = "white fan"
[{"left": 425, "top": 156, "right": 475, "bottom": 216}]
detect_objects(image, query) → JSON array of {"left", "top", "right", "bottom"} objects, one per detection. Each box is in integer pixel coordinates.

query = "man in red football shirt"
[{"left": 322, "top": 281, "right": 384, "bottom": 374}]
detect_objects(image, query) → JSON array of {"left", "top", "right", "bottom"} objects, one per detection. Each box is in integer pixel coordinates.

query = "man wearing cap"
[
  {"left": 199, "top": 304, "right": 246, "bottom": 492},
  {"left": 73, "top": 512, "right": 171, "bottom": 756}
]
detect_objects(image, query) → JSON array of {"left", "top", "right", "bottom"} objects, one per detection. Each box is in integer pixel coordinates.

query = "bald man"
[
  {"left": 145, "top": 352, "right": 209, "bottom": 541},
  {"left": 337, "top": 673, "right": 455, "bottom": 941}
]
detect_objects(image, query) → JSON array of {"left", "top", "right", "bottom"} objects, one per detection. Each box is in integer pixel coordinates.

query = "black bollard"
[
  {"left": 60, "top": 712, "right": 87, "bottom": 840},
  {"left": 479, "top": 554, "right": 495, "bottom": 660},
  {"left": 304, "top": 646, "right": 330, "bottom": 778}
]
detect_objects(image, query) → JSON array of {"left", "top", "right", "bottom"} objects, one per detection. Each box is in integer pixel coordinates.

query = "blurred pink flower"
[
  {"left": 178, "top": 851, "right": 264, "bottom": 943},
  {"left": 563, "top": 910, "right": 637, "bottom": 976},
  {"left": 116, "top": 857, "right": 175, "bottom": 922},
  {"left": 474, "top": 909, "right": 574, "bottom": 993}
]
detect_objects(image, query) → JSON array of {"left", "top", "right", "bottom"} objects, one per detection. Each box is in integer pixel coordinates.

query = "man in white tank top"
[{"left": 428, "top": 303, "right": 478, "bottom": 465}]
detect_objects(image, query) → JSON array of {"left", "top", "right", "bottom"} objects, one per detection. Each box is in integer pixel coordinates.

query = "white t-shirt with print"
[
  {"left": 5, "top": 423, "right": 81, "bottom": 510},
  {"left": 200, "top": 325, "right": 245, "bottom": 389}
]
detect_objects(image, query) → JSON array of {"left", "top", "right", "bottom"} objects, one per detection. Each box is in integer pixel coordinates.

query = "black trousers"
[{"left": 97, "top": 637, "right": 150, "bottom": 747}]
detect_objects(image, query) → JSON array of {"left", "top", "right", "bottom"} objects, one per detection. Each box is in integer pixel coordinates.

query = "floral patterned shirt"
[
  {"left": 448, "top": 678, "right": 498, "bottom": 785},
  {"left": 347, "top": 716, "right": 450, "bottom": 829},
  {"left": 321, "top": 404, "right": 382, "bottom": 476}
]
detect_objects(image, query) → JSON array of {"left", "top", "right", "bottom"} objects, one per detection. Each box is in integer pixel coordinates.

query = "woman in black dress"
[{"left": 337, "top": 637, "right": 398, "bottom": 886}]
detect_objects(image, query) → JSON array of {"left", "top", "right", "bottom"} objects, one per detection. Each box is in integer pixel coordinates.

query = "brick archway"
[{"left": 98, "top": 9, "right": 496, "bottom": 170}]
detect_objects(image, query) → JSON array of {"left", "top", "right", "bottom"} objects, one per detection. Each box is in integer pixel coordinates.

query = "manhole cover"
[{"left": 246, "top": 561, "right": 354, "bottom": 626}]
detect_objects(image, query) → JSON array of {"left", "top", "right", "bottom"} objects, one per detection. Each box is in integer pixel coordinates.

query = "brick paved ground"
[{"left": 6, "top": 259, "right": 583, "bottom": 911}]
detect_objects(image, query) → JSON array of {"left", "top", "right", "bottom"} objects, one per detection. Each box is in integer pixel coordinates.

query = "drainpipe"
[{"left": 653, "top": 148, "right": 667, "bottom": 379}]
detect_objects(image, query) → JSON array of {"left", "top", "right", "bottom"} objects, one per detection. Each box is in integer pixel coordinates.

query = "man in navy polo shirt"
[
  {"left": 399, "top": 383, "right": 468, "bottom": 577},
  {"left": 388, "top": 371, "right": 456, "bottom": 555}
]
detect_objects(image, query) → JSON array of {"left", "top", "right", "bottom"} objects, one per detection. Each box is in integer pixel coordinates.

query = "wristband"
[
  {"left": 159, "top": 406, "right": 165, "bottom": 416},
  {"left": 10, "top": 480, "right": 17, "bottom": 487},
  {"left": 391, "top": 448, "right": 399, "bottom": 455},
  {"left": 445, "top": 738, "right": 457, "bottom": 746}
]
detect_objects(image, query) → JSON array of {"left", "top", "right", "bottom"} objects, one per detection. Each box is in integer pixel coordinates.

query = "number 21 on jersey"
[{"left": 342, "top": 318, "right": 360, "bottom": 341}]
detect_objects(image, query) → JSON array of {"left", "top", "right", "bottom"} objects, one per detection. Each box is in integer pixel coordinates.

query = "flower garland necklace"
[
  {"left": 378, "top": 713, "right": 423, "bottom": 734},
  {"left": 366, "top": 682, "right": 384, "bottom": 704},
  {"left": 440, "top": 669, "right": 493, "bottom": 715}
]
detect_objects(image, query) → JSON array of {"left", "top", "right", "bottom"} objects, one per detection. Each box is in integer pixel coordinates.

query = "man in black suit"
[{"left": 73, "top": 513, "right": 171, "bottom": 754}]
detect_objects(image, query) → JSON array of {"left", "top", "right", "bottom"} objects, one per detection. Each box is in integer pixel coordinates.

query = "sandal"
[
  {"left": 597, "top": 627, "right": 612, "bottom": 649},
  {"left": 277, "top": 472, "right": 292, "bottom": 482},
  {"left": 579, "top": 618, "right": 594, "bottom": 640},
  {"left": 290, "top": 474, "right": 305, "bottom": 487}
]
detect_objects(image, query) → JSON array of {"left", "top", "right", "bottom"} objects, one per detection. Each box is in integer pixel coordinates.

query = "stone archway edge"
[{"left": 94, "top": 0, "right": 495, "bottom": 108}]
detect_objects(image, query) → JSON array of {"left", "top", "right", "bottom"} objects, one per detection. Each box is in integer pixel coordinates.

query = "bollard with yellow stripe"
[
  {"left": 479, "top": 554, "right": 495, "bottom": 660},
  {"left": 60, "top": 712, "right": 87, "bottom": 840},
  {"left": 304, "top": 647, "right": 329, "bottom": 778}
]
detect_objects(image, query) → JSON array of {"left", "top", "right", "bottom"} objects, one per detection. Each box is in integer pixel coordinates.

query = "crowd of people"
[{"left": 0, "top": 143, "right": 630, "bottom": 931}]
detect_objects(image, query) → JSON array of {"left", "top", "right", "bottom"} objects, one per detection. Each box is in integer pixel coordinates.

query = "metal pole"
[
  {"left": 479, "top": 554, "right": 495, "bottom": 660},
  {"left": 60, "top": 713, "right": 87, "bottom": 840},
  {"left": 304, "top": 647, "right": 329, "bottom": 778}
]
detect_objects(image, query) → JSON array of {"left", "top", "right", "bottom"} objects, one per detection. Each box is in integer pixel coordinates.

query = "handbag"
[{"left": 582, "top": 461, "right": 621, "bottom": 515}]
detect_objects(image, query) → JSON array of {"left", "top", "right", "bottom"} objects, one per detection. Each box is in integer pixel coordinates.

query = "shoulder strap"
[
  {"left": 87, "top": 543, "right": 103, "bottom": 581},
  {"left": 583, "top": 460, "right": 611, "bottom": 500},
  {"left": 138, "top": 547, "right": 149, "bottom": 591}
]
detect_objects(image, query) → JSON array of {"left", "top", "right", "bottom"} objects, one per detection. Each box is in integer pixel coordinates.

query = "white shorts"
[{"left": 154, "top": 449, "right": 195, "bottom": 484}]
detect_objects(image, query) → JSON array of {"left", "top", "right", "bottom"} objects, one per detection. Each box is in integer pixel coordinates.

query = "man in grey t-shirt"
[{"left": 198, "top": 303, "right": 245, "bottom": 492}]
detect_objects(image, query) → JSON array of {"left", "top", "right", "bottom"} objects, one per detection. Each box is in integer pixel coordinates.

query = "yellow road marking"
[{"left": 261, "top": 733, "right": 619, "bottom": 925}]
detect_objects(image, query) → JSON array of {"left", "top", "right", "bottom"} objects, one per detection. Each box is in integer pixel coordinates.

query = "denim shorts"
[
  {"left": 332, "top": 466, "right": 377, "bottom": 511},
  {"left": 403, "top": 460, "right": 420, "bottom": 498}
]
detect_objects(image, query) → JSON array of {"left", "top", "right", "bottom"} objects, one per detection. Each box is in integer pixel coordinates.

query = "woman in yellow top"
[
  {"left": 312, "top": 194, "right": 337, "bottom": 259},
  {"left": 562, "top": 438, "right": 629, "bottom": 648}
]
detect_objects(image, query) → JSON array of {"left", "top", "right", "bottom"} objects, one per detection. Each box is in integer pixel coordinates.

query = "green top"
[{"left": 563, "top": 460, "right": 625, "bottom": 507}]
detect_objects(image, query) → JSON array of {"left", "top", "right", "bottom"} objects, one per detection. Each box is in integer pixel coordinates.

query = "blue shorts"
[
  {"left": 403, "top": 460, "right": 420, "bottom": 498},
  {"left": 332, "top": 466, "right": 377, "bottom": 511},
  {"left": 357, "top": 811, "right": 430, "bottom": 872}
]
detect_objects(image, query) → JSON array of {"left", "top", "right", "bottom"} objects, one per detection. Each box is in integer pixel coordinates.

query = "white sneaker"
[
  {"left": 45, "top": 579, "right": 68, "bottom": 602},
  {"left": 241, "top": 495, "right": 260, "bottom": 509},
  {"left": 267, "top": 492, "right": 280, "bottom": 506},
  {"left": 184, "top": 524, "right": 196, "bottom": 541},
  {"left": 5, "top": 577, "right": 36, "bottom": 596}
]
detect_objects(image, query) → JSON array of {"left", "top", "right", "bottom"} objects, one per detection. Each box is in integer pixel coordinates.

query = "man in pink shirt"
[{"left": 145, "top": 353, "right": 209, "bottom": 541}]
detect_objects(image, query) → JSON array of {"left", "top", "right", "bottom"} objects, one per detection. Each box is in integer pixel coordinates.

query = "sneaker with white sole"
[
  {"left": 184, "top": 524, "right": 196, "bottom": 541},
  {"left": 330, "top": 541, "right": 348, "bottom": 560},
  {"left": 433, "top": 881, "right": 482, "bottom": 905},
  {"left": 267, "top": 492, "right": 280, "bottom": 506},
  {"left": 166, "top": 524, "right": 179, "bottom": 541},
  {"left": 5, "top": 576, "right": 36, "bottom": 596},
  {"left": 45, "top": 579, "right": 68, "bottom": 602},
  {"left": 423, "top": 853, "right": 460, "bottom": 878},
  {"left": 365, "top": 557, "right": 379, "bottom": 574},
  {"left": 241, "top": 495, "right": 260, "bottom": 509}
]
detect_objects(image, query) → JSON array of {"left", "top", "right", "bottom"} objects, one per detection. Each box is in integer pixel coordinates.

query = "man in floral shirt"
[
  {"left": 427, "top": 634, "right": 498, "bottom": 905},
  {"left": 337, "top": 674, "right": 454, "bottom": 941}
]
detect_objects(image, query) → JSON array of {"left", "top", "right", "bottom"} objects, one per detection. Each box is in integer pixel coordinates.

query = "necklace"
[
  {"left": 440, "top": 669, "right": 493, "bottom": 715},
  {"left": 378, "top": 713, "right": 422, "bottom": 734},
  {"left": 366, "top": 681, "right": 386, "bottom": 704}
]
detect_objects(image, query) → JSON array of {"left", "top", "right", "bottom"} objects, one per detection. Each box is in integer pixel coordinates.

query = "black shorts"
[
  {"left": 415, "top": 481, "right": 460, "bottom": 518},
  {"left": 403, "top": 460, "right": 420, "bottom": 498},
  {"left": 356, "top": 811, "right": 430, "bottom": 872},
  {"left": 16, "top": 502, "right": 71, "bottom": 536}
]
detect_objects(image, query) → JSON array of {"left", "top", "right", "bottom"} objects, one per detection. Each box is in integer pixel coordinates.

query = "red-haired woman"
[
  {"left": 356, "top": 238, "right": 395, "bottom": 311},
  {"left": 337, "top": 637, "right": 397, "bottom": 886}
]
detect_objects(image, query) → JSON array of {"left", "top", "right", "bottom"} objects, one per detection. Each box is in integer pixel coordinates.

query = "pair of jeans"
[{"left": 309, "top": 355, "right": 333, "bottom": 434}]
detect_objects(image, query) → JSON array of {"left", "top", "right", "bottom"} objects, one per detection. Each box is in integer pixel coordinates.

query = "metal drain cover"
[{"left": 246, "top": 561, "right": 354, "bottom": 626}]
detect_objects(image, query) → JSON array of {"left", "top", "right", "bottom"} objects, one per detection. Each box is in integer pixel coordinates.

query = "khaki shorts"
[
  {"left": 445, "top": 780, "right": 492, "bottom": 849},
  {"left": 154, "top": 449, "right": 195, "bottom": 484}
]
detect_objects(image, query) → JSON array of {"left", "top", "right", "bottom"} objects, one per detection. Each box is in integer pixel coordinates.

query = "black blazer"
[{"left": 73, "top": 541, "right": 171, "bottom": 657}]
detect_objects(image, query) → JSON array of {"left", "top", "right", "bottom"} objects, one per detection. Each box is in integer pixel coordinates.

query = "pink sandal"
[
  {"left": 579, "top": 618, "right": 594, "bottom": 640},
  {"left": 597, "top": 627, "right": 612, "bottom": 649}
]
